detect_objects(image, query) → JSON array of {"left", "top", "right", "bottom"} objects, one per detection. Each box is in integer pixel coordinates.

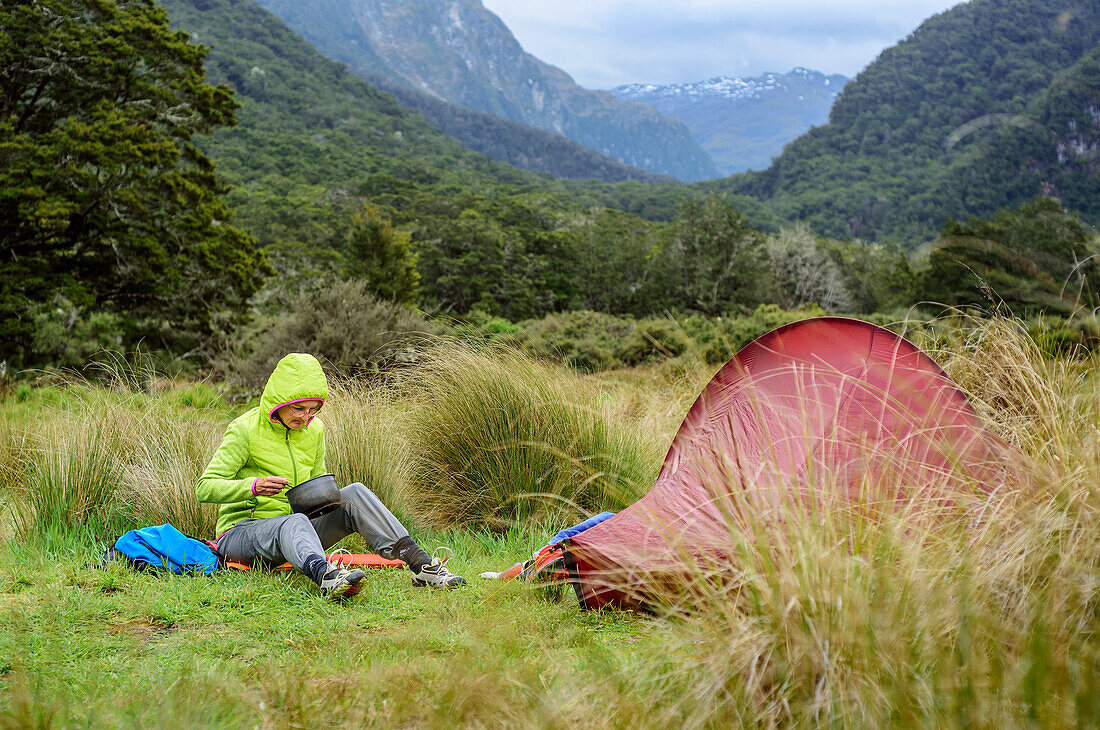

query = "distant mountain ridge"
[
  {"left": 613, "top": 68, "right": 848, "bottom": 175},
  {"left": 361, "top": 72, "right": 671, "bottom": 183},
  {"left": 251, "top": 0, "right": 720, "bottom": 181},
  {"left": 614, "top": 68, "right": 844, "bottom": 104}
]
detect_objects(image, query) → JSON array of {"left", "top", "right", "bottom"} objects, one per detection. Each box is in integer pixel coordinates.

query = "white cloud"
[{"left": 480, "top": 0, "right": 965, "bottom": 88}]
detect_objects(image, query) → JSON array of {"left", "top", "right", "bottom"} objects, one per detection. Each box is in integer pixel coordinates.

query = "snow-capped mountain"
[{"left": 613, "top": 68, "right": 848, "bottom": 175}]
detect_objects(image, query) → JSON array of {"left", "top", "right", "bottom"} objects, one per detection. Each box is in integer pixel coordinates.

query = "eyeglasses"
[{"left": 285, "top": 403, "right": 321, "bottom": 417}]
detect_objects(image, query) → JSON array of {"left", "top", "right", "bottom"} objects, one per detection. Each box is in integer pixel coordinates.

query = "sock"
[
  {"left": 303, "top": 553, "right": 330, "bottom": 585},
  {"left": 393, "top": 536, "right": 431, "bottom": 573}
]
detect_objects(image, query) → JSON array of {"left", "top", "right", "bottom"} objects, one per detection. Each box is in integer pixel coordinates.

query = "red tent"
[{"left": 563, "top": 317, "right": 1018, "bottom": 610}]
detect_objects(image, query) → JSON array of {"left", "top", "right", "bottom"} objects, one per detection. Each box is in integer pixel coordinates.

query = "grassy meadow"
[{"left": 1, "top": 320, "right": 1098, "bottom": 728}]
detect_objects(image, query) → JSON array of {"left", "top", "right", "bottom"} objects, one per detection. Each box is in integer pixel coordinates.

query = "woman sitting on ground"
[{"left": 196, "top": 352, "right": 465, "bottom": 600}]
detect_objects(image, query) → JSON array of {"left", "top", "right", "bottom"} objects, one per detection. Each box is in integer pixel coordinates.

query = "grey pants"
[{"left": 216, "top": 483, "right": 410, "bottom": 573}]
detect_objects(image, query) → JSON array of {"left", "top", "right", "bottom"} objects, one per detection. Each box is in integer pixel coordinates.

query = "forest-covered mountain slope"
[
  {"left": 159, "top": 0, "right": 546, "bottom": 248},
  {"left": 249, "top": 0, "right": 720, "bottom": 181},
  {"left": 710, "top": 0, "right": 1100, "bottom": 245},
  {"left": 614, "top": 69, "right": 848, "bottom": 175},
  {"left": 159, "top": 0, "right": 705, "bottom": 245},
  {"left": 930, "top": 41, "right": 1100, "bottom": 228}
]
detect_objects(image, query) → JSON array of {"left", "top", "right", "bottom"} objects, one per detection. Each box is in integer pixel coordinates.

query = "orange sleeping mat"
[{"left": 224, "top": 552, "right": 405, "bottom": 572}]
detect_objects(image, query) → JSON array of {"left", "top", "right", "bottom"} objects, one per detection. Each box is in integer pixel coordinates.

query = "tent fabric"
[{"left": 564, "top": 317, "right": 1019, "bottom": 610}]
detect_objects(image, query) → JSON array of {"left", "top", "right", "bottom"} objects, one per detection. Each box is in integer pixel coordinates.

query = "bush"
[
  {"left": 449, "top": 306, "right": 937, "bottom": 373},
  {"left": 465, "top": 308, "right": 521, "bottom": 336},
  {"left": 616, "top": 319, "right": 691, "bottom": 365},
  {"left": 513, "top": 310, "right": 636, "bottom": 371},
  {"left": 221, "top": 279, "right": 439, "bottom": 393}
]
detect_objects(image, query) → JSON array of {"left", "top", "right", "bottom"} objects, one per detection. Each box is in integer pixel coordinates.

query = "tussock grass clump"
[
  {"left": 320, "top": 378, "right": 410, "bottom": 509},
  {"left": 5, "top": 367, "right": 227, "bottom": 538},
  {"left": 0, "top": 415, "right": 37, "bottom": 528},
  {"left": 18, "top": 417, "right": 125, "bottom": 535},
  {"left": 397, "top": 341, "right": 664, "bottom": 530},
  {"left": 925, "top": 314, "right": 1081, "bottom": 453},
  {"left": 118, "top": 415, "right": 222, "bottom": 539},
  {"left": 609, "top": 477, "right": 1099, "bottom": 727}
]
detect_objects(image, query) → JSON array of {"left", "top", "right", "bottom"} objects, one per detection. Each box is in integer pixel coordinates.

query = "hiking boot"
[
  {"left": 412, "top": 548, "right": 466, "bottom": 589},
  {"left": 320, "top": 565, "right": 366, "bottom": 600}
]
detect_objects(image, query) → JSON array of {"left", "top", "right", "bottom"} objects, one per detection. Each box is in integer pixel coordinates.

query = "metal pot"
[{"left": 285, "top": 473, "right": 341, "bottom": 517}]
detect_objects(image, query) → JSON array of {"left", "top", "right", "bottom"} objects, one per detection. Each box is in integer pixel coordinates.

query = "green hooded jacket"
[{"left": 196, "top": 353, "right": 331, "bottom": 536}]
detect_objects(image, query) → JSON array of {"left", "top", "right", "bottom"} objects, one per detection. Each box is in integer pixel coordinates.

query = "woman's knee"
[
  {"left": 278, "top": 512, "right": 315, "bottom": 537},
  {"left": 341, "top": 482, "right": 376, "bottom": 502}
]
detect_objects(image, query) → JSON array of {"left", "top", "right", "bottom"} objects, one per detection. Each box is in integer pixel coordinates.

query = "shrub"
[
  {"left": 463, "top": 307, "right": 928, "bottom": 373},
  {"left": 221, "top": 279, "right": 439, "bottom": 393},
  {"left": 616, "top": 318, "right": 691, "bottom": 365},
  {"left": 465, "top": 308, "right": 521, "bottom": 336},
  {"left": 513, "top": 310, "right": 636, "bottom": 371}
]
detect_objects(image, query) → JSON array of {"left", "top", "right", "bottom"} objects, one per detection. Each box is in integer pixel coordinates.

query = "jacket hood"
[{"left": 260, "top": 353, "right": 329, "bottom": 426}]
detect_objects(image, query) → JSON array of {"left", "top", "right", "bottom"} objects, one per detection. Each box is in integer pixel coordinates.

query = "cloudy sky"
[{"left": 480, "top": 0, "right": 965, "bottom": 89}]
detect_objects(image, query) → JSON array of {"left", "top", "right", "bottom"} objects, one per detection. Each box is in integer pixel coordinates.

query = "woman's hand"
[{"left": 253, "top": 476, "right": 290, "bottom": 496}]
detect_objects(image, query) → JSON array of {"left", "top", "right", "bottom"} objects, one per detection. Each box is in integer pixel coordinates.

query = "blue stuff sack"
[
  {"left": 547, "top": 512, "right": 616, "bottom": 546},
  {"left": 106, "top": 523, "right": 219, "bottom": 575}
]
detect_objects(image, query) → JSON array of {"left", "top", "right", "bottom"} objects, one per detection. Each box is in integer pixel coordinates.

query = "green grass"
[
  {"left": 0, "top": 530, "right": 660, "bottom": 728},
  {"left": 1, "top": 324, "right": 1098, "bottom": 727}
]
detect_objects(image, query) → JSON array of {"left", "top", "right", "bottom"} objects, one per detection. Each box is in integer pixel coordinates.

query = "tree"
[
  {"left": 412, "top": 197, "right": 582, "bottom": 321},
  {"left": 669, "top": 194, "right": 767, "bottom": 315},
  {"left": 920, "top": 196, "right": 1100, "bottom": 316},
  {"left": 414, "top": 211, "right": 509, "bottom": 316},
  {"left": 343, "top": 203, "right": 419, "bottom": 306},
  {"left": 764, "top": 224, "right": 851, "bottom": 311},
  {"left": 0, "top": 0, "right": 265, "bottom": 366},
  {"left": 570, "top": 208, "right": 669, "bottom": 315},
  {"left": 820, "top": 238, "right": 916, "bottom": 314}
]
